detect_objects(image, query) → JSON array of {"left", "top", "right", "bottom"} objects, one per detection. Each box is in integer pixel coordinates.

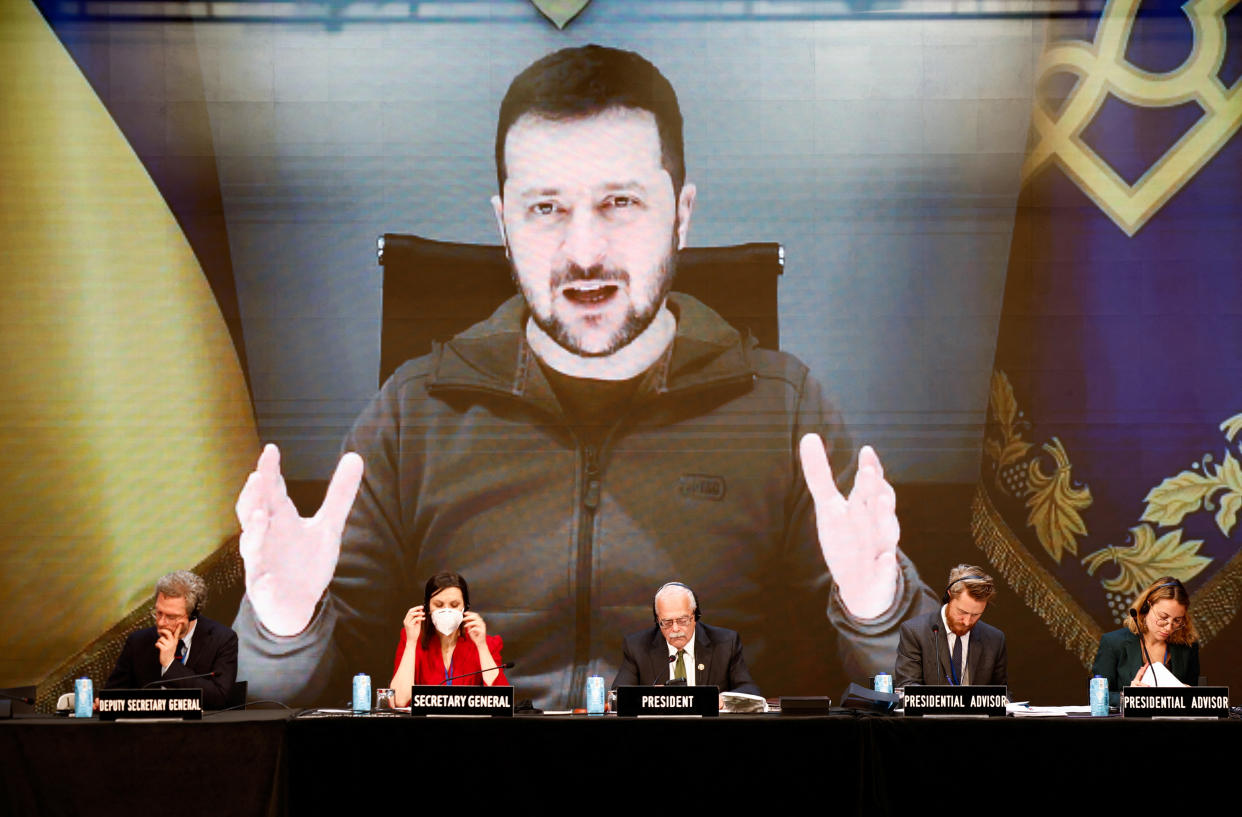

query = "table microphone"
[
  {"left": 931, "top": 622, "right": 952, "bottom": 685},
  {"left": 1128, "top": 608, "right": 1155, "bottom": 683},
  {"left": 659, "top": 652, "right": 687, "bottom": 686},
  {"left": 439, "top": 662, "right": 515, "bottom": 685},
  {"left": 0, "top": 690, "right": 35, "bottom": 705},
  {"left": 142, "top": 671, "right": 218, "bottom": 688}
]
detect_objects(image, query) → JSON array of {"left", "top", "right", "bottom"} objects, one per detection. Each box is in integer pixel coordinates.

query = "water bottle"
[
  {"left": 352, "top": 673, "right": 372, "bottom": 713},
  {"left": 1089, "top": 675, "right": 1109, "bottom": 716}
]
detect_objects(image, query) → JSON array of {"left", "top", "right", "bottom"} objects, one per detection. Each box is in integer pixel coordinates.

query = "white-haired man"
[{"left": 612, "top": 582, "right": 760, "bottom": 706}]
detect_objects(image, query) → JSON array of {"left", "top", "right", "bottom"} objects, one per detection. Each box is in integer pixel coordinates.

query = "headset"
[
  {"left": 424, "top": 572, "right": 471, "bottom": 613},
  {"left": 942, "top": 575, "right": 988, "bottom": 604},
  {"left": 1135, "top": 579, "right": 1184, "bottom": 617},
  {"left": 652, "top": 581, "right": 701, "bottom": 624}
]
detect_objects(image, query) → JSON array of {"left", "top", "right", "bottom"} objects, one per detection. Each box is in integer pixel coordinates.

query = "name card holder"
[
  {"left": 96, "top": 689, "right": 203, "bottom": 721},
  {"left": 616, "top": 685, "right": 718, "bottom": 717},
  {"left": 1121, "top": 686, "right": 1229, "bottom": 718},
  {"left": 407, "top": 685, "right": 514, "bottom": 717},
  {"left": 901, "top": 685, "right": 1008, "bottom": 717}
]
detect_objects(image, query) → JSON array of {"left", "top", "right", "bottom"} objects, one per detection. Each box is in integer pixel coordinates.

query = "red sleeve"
[
  {"left": 486, "top": 635, "right": 510, "bottom": 687},
  {"left": 393, "top": 628, "right": 408, "bottom": 676}
]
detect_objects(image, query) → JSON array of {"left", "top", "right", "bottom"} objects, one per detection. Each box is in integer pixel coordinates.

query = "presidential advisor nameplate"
[
  {"left": 901, "top": 685, "right": 1008, "bottom": 717},
  {"left": 1121, "top": 686, "right": 1229, "bottom": 718}
]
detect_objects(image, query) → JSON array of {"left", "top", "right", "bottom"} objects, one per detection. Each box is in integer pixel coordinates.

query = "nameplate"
[
  {"left": 616, "top": 686, "right": 718, "bottom": 717},
  {"left": 407, "top": 685, "right": 513, "bottom": 717},
  {"left": 96, "top": 689, "right": 202, "bottom": 720},
  {"left": 902, "top": 685, "right": 1008, "bottom": 717},
  {"left": 1121, "top": 686, "right": 1229, "bottom": 718}
]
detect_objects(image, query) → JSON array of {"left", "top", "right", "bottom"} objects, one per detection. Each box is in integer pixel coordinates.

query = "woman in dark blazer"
[{"left": 1091, "top": 576, "right": 1200, "bottom": 707}]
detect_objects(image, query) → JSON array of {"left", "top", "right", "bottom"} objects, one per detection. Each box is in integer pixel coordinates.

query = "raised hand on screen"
[
  {"left": 798, "top": 434, "right": 899, "bottom": 619},
  {"left": 236, "top": 444, "right": 364, "bottom": 636}
]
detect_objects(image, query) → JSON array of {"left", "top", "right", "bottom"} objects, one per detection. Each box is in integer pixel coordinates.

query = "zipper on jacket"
[{"left": 570, "top": 444, "right": 602, "bottom": 697}]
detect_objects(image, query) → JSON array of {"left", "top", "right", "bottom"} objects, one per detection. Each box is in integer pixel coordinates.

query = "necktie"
[
  {"left": 673, "top": 649, "right": 686, "bottom": 681},
  {"left": 175, "top": 640, "right": 186, "bottom": 664},
  {"left": 950, "top": 635, "right": 962, "bottom": 685}
]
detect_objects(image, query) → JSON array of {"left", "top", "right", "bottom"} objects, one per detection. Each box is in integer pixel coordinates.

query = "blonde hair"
[
  {"left": 946, "top": 564, "right": 995, "bottom": 603},
  {"left": 1125, "top": 577, "right": 1198, "bottom": 645}
]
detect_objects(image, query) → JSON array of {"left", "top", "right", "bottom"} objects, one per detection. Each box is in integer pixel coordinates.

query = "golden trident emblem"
[{"left": 1022, "top": 0, "right": 1242, "bottom": 236}]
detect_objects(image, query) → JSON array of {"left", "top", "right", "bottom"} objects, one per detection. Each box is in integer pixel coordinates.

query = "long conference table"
[{"left": 3, "top": 707, "right": 1237, "bottom": 815}]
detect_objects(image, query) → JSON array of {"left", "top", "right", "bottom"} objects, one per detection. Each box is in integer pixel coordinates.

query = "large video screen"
[{"left": 3, "top": 0, "right": 1239, "bottom": 710}]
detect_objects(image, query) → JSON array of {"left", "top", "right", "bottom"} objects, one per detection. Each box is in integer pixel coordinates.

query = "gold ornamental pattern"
[
  {"left": 977, "top": 369, "right": 1242, "bottom": 667},
  {"left": 1023, "top": 0, "right": 1242, "bottom": 236}
]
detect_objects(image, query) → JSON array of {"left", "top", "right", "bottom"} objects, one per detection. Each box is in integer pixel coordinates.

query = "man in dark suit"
[
  {"left": 894, "top": 564, "right": 1007, "bottom": 688},
  {"left": 612, "top": 582, "right": 760, "bottom": 706},
  {"left": 105, "top": 570, "right": 238, "bottom": 709}
]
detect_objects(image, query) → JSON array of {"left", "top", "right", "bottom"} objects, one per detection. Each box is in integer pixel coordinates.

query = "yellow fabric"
[{"left": 0, "top": 0, "right": 257, "bottom": 685}]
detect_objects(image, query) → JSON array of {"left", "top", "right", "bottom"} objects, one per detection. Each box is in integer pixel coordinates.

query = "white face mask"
[{"left": 431, "top": 607, "right": 463, "bottom": 637}]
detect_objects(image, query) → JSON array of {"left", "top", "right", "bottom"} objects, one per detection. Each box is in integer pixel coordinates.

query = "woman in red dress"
[{"left": 390, "top": 571, "right": 509, "bottom": 707}]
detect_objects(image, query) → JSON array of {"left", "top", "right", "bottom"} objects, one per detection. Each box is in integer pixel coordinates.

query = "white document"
[
  {"left": 720, "top": 691, "right": 768, "bottom": 713},
  {"left": 1139, "top": 662, "right": 1186, "bottom": 687}
]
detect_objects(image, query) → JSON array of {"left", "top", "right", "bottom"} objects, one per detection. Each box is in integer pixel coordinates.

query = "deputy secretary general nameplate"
[
  {"left": 407, "top": 685, "right": 513, "bottom": 717},
  {"left": 96, "top": 688, "right": 203, "bottom": 721},
  {"left": 901, "top": 685, "right": 1008, "bottom": 717}
]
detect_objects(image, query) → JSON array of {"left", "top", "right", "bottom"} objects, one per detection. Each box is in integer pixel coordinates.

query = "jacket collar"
[
  {"left": 426, "top": 293, "right": 756, "bottom": 407},
  {"left": 646, "top": 621, "right": 712, "bottom": 684}
]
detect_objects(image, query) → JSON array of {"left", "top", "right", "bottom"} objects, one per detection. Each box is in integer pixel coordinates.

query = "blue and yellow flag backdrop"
[
  {"left": 0, "top": 0, "right": 257, "bottom": 687},
  {"left": 975, "top": 0, "right": 1242, "bottom": 665}
]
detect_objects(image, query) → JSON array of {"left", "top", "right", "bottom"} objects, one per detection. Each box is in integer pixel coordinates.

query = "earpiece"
[
  {"left": 942, "top": 575, "right": 987, "bottom": 604},
  {"left": 1138, "top": 580, "right": 1182, "bottom": 615},
  {"left": 652, "top": 581, "right": 701, "bottom": 623}
]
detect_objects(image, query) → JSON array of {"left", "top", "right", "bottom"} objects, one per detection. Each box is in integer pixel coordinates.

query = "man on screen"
[
  {"left": 105, "top": 570, "right": 238, "bottom": 709},
  {"left": 234, "top": 45, "right": 937, "bottom": 709},
  {"left": 612, "top": 582, "right": 760, "bottom": 706},
  {"left": 894, "top": 564, "right": 1007, "bottom": 687}
]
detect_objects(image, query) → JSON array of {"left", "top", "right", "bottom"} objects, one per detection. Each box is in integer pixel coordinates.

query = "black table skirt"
[
  {"left": 0, "top": 709, "right": 290, "bottom": 817},
  {"left": 4, "top": 710, "right": 1237, "bottom": 815}
]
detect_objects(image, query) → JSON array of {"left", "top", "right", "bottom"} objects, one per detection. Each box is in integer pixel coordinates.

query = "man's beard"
[{"left": 511, "top": 232, "right": 679, "bottom": 359}]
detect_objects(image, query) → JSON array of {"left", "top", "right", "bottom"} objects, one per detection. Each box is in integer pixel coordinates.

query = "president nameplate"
[
  {"left": 1121, "top": 686, "right": 1229, "bottom": 718},
  {"left": 902, "top": 685, "right": 1008, "bottom": 717},
  {"left": 96, "top": 689, "right": 202, "bottom": 721},
  {"left": 407, "top": 685, "right": 513, "bottom": 716},
  {"left": 616, "top": 685, "right": 718, "bottom": 717}
]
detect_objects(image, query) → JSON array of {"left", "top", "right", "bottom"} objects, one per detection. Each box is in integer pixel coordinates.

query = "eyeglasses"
[
  {"left": 152, "top": 610, "right": 187, "bottom": 625},
  {"left": 657, "top": 616, "right": 693, "bottom": 630},
  {"left": 1151, "top": 614, "right": 1186, "bottom": 631}
]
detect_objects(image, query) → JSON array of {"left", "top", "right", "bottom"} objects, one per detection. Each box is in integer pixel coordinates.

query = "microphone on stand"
[
  {"left": 142, "top": 671, "right": 219, "bottom": 689},
  {"left": 931, "top": 622, "right": 952, "bottom": 685},
  {"left": 438, "top": 662, "right": 515, "bottom": 685},
  {"left": 661, "top": 653, "right": 683, "bottom": 685},
  {"left": 1128, "top": 608, "right": 1155, "bottom": 685}
]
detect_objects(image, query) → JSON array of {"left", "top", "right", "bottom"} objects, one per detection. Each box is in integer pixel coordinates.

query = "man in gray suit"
[
  {"left": 612, "top": 582, "right": 760, "bottom": 706},
  {"left": 894, "top": 565, "right": 1007, "bottom": 687}
]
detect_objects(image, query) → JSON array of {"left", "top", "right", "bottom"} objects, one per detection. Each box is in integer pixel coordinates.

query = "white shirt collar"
[
  {"left": 939, "top": 605, "right": 972, "bottom": 648},
  {"left": 525, "top": 303, "right": 675, "bottom": 381},
  {"left": 666, "top": 632, "right": 697, "bottom": 686}
]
